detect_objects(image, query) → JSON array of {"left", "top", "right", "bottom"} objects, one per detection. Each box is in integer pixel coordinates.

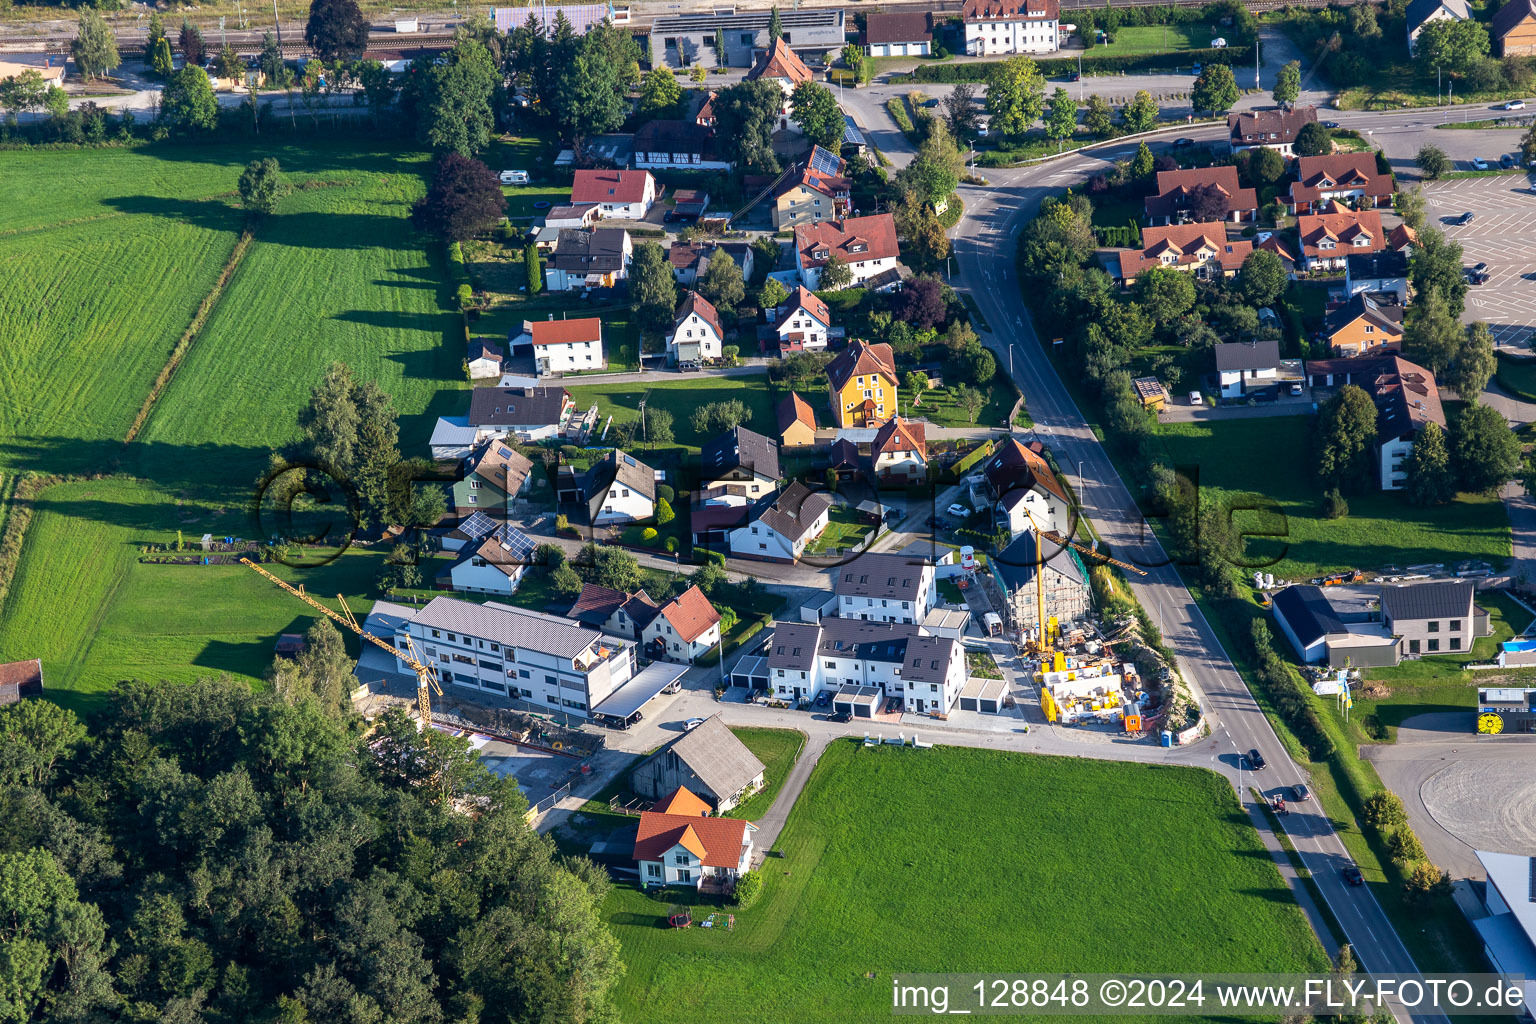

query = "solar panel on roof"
[
  {"left": 458, "top": 511, "right": 496, "bottom": 541},
  {"left": 809, "top": 145, "right": 841, "bottom": 177},
  {"left": 492, "top": 524, "right": 536, "bottom": 561},
  {"left": 497, "top": 446, "right": 514, "bottom": 459}
]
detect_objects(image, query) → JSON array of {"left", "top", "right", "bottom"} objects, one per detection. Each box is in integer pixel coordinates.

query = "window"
[
  {"left": 545, "top": 674, "right": 558, "bottom": 686},
  {"left": 1450, "top": 637, "right": 1462, "bottom": 650},
  {"left": 1428, "top": 621, "right": 1439, "bottom": 633},
  {"left": 678, "top": 869, "right": 692, "bottom": 882},
  {"left": 664, "top": 36, "right": 677, "bottom": 48},
  {"left": 1409, "top": 639, "right": 1420, "bottom": 654},
  {"left": 430, "top": 629, "right": 441, "bottom": 638},
  {"left": 647, "top": 863, "right": 662, "bottom": 879},
  {"left": 1428, "top": 638, "right": 1440, "bottom": 652},
  {"left": 740, "top": 31, "right": 753, "bottom": 44},
  {"left": 1450, "top": 620, "right": 1462, "bottom": 632},
  {"left": 673, "top": 852, "right": 690, "bottom": 866}
]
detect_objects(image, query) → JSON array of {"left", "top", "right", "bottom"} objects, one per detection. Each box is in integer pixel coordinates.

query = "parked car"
[
  {"left": 1188, "top": 390, "right": 1203, "bottom": 405},
  {"left": 1455, "top": 211, "right": 1475, "bottom": 226},
  {"left": 684, "top": 718, "right": 705, "bottom": 731},
  {"left": 1465, "top": 264, "right": 1491, "bottom": 284},
  {"left": 1068, "top": 70, "right": 1081, "bottom": 81},
  {"left": 1210, "top": 36, "right": 1227, "bottom": 47},
  {"left": 1342, "top": 865, "right": 1365, "bottom": 886},
  {"left": 1191, "top": 63, "right": 1203, "bottom": 76},
  {"left": 1472, "top": 157, "right": 1491, "bottom": 170},
  {"left": 499, "top": 170, "right": 530, "bottom": 184},
  {"left": 976, "top": 122, "right": 989, "bottom": 137},
  {"left": 946, "top": 503, "right": 971, "bottom": 518},
  {"left": 1322, "top": 120, "right": 1341, "bottom": 129},
  {"left": 1505, "top": 100, "right": 1527, "bottom": 110},
  {"left": 814, "top": 690, "right": 832, "bottom": 708},
  {"left": 1173, "top": 137, "right": 1195, "bottom": 148},
  {"left": 1289, "top": 382, "right": 1304, "bottom": 396},
  {"left": 926, "top": 514, "right": 951, "bottom": 530},
  {"left": 1246, "top": 748, "right": 1267, "bottom": 770},
  {"left": 1502, "top": 153, "right": 1517, "bottom": 169},
  {"left": 829, "top": 710, "right": 852, "bottom": 723},
  {"left": 678, "top": 359, "right": 702, "bottom": 372},
  {"left": 1292, "top": 783, "right": 1310, "bottom": 801}
]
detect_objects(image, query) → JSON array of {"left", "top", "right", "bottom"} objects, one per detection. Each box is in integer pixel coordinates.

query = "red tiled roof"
[
  {"left": 1388, "top": 223, "right": 1418, "bottom": 251},
  {"left": 826, "top": 340, "right": 897, "bottom": 392},
  {"left": 0, "top": 659, "right": 43, "bottom": 704},
  {"left": 656, "top": 584, "right": 721, "bottom": 643},
  {"left": 985, "top": 438, "right": 1069, "bottom": 505},
  {"left": 528, "top": 317, "right": 602, "bottom": 346},
  {"left": 872, "top": 416, "right": 927, "bottom": 458},
  {"left": 774, "top": 286, "right": 832, "bottom": 332},
  {"left": 776, "top": 391, "right": 817, "bottom": 434},
  {"left": 1256, "top": 233, "right": 1299, "bottom": 265},
  {"left": 746, "top": 38, "right": 813, "bottom": 84},
  {"left": 795, "top": 214, "right": 900, "bottom": 270},
  {"left": 778, "top": 161, "right": 851, "bottom": 203},
  {"left": 655, "top": 786, "right": 711, "bottom": 816},
  {"left": 962, "top": 0, "right": 1059, "bottom": 22},
  {"left": 1298, "top": 208, "right": 1384, "bottom": 259},
  {"left": 1144, "top": 166, "right": 1258, "bottom": 219},
  {"left": 571, "top": 169, "right": 654, "bottom": 205},
  {"left": 1289, "top": 153, "right": 1395, "bottom": 205},
  {"left": 675, "top": 290, "right": 723, "bottom": 337},
  {"left": 1119, "top": 221, "right": 1252, "bottom": 280},
  {"left": 633, "top": 809, "right": 749, "bottom": 867}
]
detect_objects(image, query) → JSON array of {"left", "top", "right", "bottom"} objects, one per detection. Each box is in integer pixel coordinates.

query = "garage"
[
  {"left": 731, "top": 655, "right": 770, "bottom": 692},
  {"left": 834, "top": 685, "right": 881, "bottom": 719},
  {"left": 959, "top": 675, "right": 1008, "bottom": 715}
]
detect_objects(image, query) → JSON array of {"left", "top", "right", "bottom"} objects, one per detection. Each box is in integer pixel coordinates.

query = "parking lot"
[{"left": 1422, "top": 174, "right": 1536, "bottom": 348}]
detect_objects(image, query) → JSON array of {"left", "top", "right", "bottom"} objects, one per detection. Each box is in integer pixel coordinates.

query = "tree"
[
  {"left": 630, "top": 241, "right": 677, "bottom": 330},
  {"left": 1237, "top": 249, "right": 1287, "bottom": 307},
  {"left": 1414, "top": 17, "right": 1489, "bottom": 76},
  {"left": 1192, "top": 63, "right": 1240, "bottom": 113},
  {"left": 1120, "top": 89, "right": 1158, "bottom": 134},
  {"left": 411, "top": 153, "right": 504, "bottom": 243},
  {"left": 1314, "top": 384, "right": 1380, "bottom": 492},
  {"left": 638, "top": 66, "right": 682, "bottom": 118},
  {"left": 159, "top": 65, "right": 219, "bottom": 133},
  {"left": 306, "top": 0, "right": 368, "bottom": 61},
  {"left": 72, "top": 9, "right": 121, "bottom": 82},
  {"left": 0, "top": 698, "right": 86, "bottom": 788},
  {"left": 214, "top": 45, "right": 242, "bottom": 82},
  {"left": 1416, "top": 144, "right": 1450, "bottom": 180},
  {"left": 905, "top": 370, "right": 931, "bottom": 401},
  {"left": 1135, "top": 266, "right": 1196, "bottom": 323},
  {"left": 422, "top": 39, "right": 499, "bottom": 155},
  {"left": 1405, "top": 420, "right": 1457, "bottom": 505},
  {"left": 1404, "top": 286, "right": 1463, "bottom": 376},
  {"left": 550, "top": 560, "right": 583, "bottom": 596},
  {"left": 698, "top": 248, "right": 746, "bottom": 312},
  {"left": 0, "top": 848, "right": 113, "bottom": 1023},
  {"left": 1410, "top": 227, "right": 1468, "bottom": 316},
  {"left": 820, "top": 253, "right": 853, "bottom": 291},
  {"left": 644, "top": 407, "right": 675, "bottom": 447},
  {"left": 1402, "top": 862, "right": 1452, "bottom": 907},
  {"left": 710, "top": 80, "right": 783, "bottom": 174},
  {"left": 1129, "top": 141, "right": 1155, "bottom": 181},
  {"left": 525, "top": 243, "right": 543, "bottom": 293},
  {"left": 1084, "top": 93, "right": 1114, "bottom": 137},
  {"left": 898, "top": 120, "right": 964, "bottom": 205},
  {"left": 1396, "top": 185, "right": 1427, "bottom": 231},
  {"left": 893, "top": 275, "right": 948, "bottom": 329},
  {"left": 238, "top": 158, "right": 286, "bottom": 217},
  {"left": 1044, "top": 86, "right": 1077, "bottom": 146},
  {"left": 1452, "top": 401, "right": 1521, "bottom": 493},
  {"left": 758, "top": 277, "right": 790, "bottom": 312},
  {"left": 1362, "top": 791, "right": 1408, "bottom": 827},
  {"left": 769, "top": 4, "right": 783, "bottom": 45},
  {"left": 1449, "top": 322, "right": 1496, "bottom": 399},
  {"left": 144, "top": 11, "right": 167, "bottom": 61},
  {"left": 986, "top": 55, "right": 1046, "bottom": 139},
  {"left": 585, "top": 544, "right": 642, "bottom": 591},
  {"left": 0, "top": 70, "right": 48, "bottom": 117},
  {"left": 955, "top": 383, "right": 985, "bottom": 423},
  {"left": 178, "top": 19, "right": 206, "bottom": 66},
  {"left": 1248, "top": 146, "right": 1285, "bottom": 186},
  {"left": 1185, "top": 182, "right": 1230, "bottom": 222},
  {"left": 790, "top": 80, "right": 843, "bottom": 149},
  {"left": 1273, "top": 59, "right": 1301, "bottom": 106},
  {"left": 258, "top": 32, "right": 290, "bottom": 89},
  {"left": 1294, "top": 121, "right": 1332, "bottom": 157},
  {"left": 151, "top": 35, "right": 174, "bottom": 78},
  {"left": 946, "top": 82, "right": 982, "bottom": 140}
]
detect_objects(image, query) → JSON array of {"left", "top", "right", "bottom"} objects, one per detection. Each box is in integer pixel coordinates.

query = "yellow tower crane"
[
  {"left": 240, "top": 557, "right": 443, "bottom": 725},
  {"left": 1016, "top": 507, "right": 1149, "bottom": 656}
]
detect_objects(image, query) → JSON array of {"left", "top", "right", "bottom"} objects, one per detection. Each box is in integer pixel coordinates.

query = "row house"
[{"left": 765, "top": 618, "right": 966, "bottom": 714}]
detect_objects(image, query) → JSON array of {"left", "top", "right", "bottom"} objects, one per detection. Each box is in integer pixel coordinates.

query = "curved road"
[{"left": 948, "top": 108, "right": 1486, "bottom": 1023}]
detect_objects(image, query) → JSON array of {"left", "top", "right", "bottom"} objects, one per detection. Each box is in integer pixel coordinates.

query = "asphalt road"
[{"left": 950, "top": 117, "right": 1460, "bottom": 1023}]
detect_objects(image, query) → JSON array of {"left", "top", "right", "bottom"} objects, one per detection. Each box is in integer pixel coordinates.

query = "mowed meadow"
[{"left": 0, "top": 140, "right": 468, "bottom": 702}]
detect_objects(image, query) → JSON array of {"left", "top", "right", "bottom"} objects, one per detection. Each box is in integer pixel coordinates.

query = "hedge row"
[
  {"left": 885, "top": 97, "right": 915, "bottom": 138},
  {"left": 907, "top": 46, "right": 1253, "bottom": 84}
]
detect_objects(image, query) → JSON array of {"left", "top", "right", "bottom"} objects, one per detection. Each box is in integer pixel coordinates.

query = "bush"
[
  {"left": 732, "top": 870, "right": 763, "bottom": 909},
  {"left": 1386, "top": 826, "right": 1426, "bottom": 865},
  {"left": 1321, "top": 487, "right": 1349, "bottom": 519},
  {"left": 657, "top": 483, "right": 675, "bottom": 503},
  {"left": 641, "top": 527, "right": 659, "bottom": 543},
  {"left": 704, "top": 550, "right": 726, "bottom": 567},
  {"left": 455, "top": 282, "right": 474, "bottom": 310},
  {"left": 909, "top": 46, "right": 1253, "bottom": 84},
  {"left": 1362, "top": 791, "right": 1407, "bottom": 827},
  {"left": 665, "top": 537, "right": 678, "bottom": 553}
]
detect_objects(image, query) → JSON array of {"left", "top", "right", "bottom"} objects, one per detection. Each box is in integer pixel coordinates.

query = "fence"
[{"left": 525, "top": 781, "right": 573, "bottom": 823}]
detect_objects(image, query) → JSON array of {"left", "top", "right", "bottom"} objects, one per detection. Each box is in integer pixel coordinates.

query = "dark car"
[
  {"left": 1456, "top": 211, "right": 1475, "bottom": 226},
  {"left": 829, "top": 710, "right": 852, "bottom": 723},
  {"left": 1069, "top": 70, "right": 1081, "bottom": 81},
  {"left": 1465, "top": 265, "right": 1491, "bottom": 285},
  {"left": 1292, "top": 783, "right": 1310, "bottom": 801},
  {"left": 1172, "top": 137, "right": 1196, "bottom": 148},
  {"left": 1246, "top": 748, "right": 1267, "bottom": 770},
  {"left": 1342, "top": 865, "right": 1365, "bottom": 887},
  {"left": 926, "top": 515, "right": 951, "bottom": 530},
  {"left": 815, "top": 690, "right": 832, "bottom": 708},
  {"left": 1501, "top": 153, "right": 1517, "bottom": 169},
  {"left": 1323, "top": 120, "right": 1341, "bottom": 129}
]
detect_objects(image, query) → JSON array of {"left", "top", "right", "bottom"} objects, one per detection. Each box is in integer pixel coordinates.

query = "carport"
[
  {"left": 958, "top": 675, "right": 1008, "bottom": 714},
  {"left": 731, "top": 655, "right": 770, "bottom": 691},
  {"left": 591, "top": 663, "right": 688, "bottom": 728},
  {"left": 834, "top": 685, "right": 881, "bottom": 719}
]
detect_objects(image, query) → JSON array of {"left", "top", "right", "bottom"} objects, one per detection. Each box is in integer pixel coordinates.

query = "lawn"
[
  {"left": 724, "top": 726, "right": 806, "bottom": 822},
  {"left": 1154, "top": 415, "right": 1511, "bottom": 582},
  {"left": 1088, "top": 23, "right": 1212, "bottom": 56},
  {"left": 607, "top": 743, "right": 1327, "bottom": 1022},
  {"left": 1496, "top": 353, "right": 1536, "bottom": 403},
  {"left": 567, "top": 375, "right": 781, "bottom": 452},
  {"left": 804, "top": 504, "right": 873, "bottom": 555},
  {"left": 909, "top": 375, "right": 1018, "bottom": 429}
]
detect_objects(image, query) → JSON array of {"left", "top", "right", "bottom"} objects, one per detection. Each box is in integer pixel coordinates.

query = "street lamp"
[{"left": 1077, "top": 459, "right": 1087, "bottom": 513}]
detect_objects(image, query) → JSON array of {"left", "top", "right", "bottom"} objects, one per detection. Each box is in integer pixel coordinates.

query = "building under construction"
[{"left": 989, "top": 531, "right": 1092, "bottom": 644}]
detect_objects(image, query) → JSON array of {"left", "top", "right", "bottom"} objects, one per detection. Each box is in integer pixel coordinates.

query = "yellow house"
[
  {"left": 826, "top": 340, "right": 898, "bottom": 428},
  {"left": 772, "top": 146, "right": 851, "bottom": 230},
  {"left": 776, "top": 391, "right": 818, "bottom": 447}
]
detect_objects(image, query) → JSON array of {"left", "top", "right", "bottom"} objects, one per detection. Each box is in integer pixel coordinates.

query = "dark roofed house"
[
  {"left": 1322, "top": 292, "right": 1405, "bottom": 357},
  {"left": 990, "top": 531, "right": 1093, "bottom": 636},
  {"left": 1345, "top": 250, "right": 1411, "bottom": 305},
  {"left": 544, "top": 227, "right": 633, "bottom": 292},
  {"left": 466, "top": 387, "right": 574, "bottom": 442},
  {"left": 633, "top": 120, "right": 733, "bottom": 171},
  {"left": 1381, "top": 582, "right": 1487, "bottom": 659},
  {"left": 631, "top": 716, "right": 767, "bottom": 812},
  {"left": 729, "top": 481, "right": 834, "bottom": 562},
  {"left": 1144, "top": 166, "right": 1259, "bottom": 225},
  {"left": 0, "top": 659, "right": 44, "bottom": 705},
  {"left": 567, "top": 583, "right": 659, "bottom": 638},
  {"left": 701, "top": 426, "right": 781, "bottom": 502},
  {"left": 1493, "top": 0, "right": 1536, "bottom": 54},
  {"left": 1302, "top": 353, "right": 1442, "bottom": 490},
  {"left": 585, "top": 449, "right": 658, "bottom": 526},
  {"left": 1271, "top": 585, "right": 1349, "bottom": 662},
  {"left": 1408, "top": 0, "right": 1472, "bottom": 53},
  {"left": 862, "top": 12, "right": 935, "bottom": 56},
  {"left": 1228, "top": 105, "right": 1319, "bottom": 156},
  {"left": 1214, "top": 339, "right": 1281, "bottom": 398}
]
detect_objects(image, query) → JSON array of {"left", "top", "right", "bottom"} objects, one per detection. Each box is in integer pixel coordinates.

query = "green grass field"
[
  {"left": 804, "top": 505, "right": 872, "bottom": 555},
  {"left": 910, "top": 375, "right": 1019, "bottom": 429},
  {"left": 724, "top": 727, "right": 805, "bottom": 822},
  {"left": 568, "top": 376, "right": 781, "bottom": 452},
  {"left": 1088, "top": 23, "right": 1212, "bottom": 56},
  {"left": 607, "top": 743, "right": 1327, "bottom": 1022},
  {"left": 1154, "top": 415, "right": 1511, "bottom": 582}
]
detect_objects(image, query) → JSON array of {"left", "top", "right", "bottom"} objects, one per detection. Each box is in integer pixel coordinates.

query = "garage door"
[
  {"left": 959, "top": 697, "right": 978, "bottom": 711},
  {"left": 834, "top": 700, "right": 853, "bottom": 717},
  {"left": 854, "top": 704, "right": 873, "bottom": 719},
  {"left": 980, "top": 699, "right": 999, "bottom": 713}
]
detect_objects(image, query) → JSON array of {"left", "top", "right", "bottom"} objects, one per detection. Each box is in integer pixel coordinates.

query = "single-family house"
[
  {"left": 1118, "top": 221, "right": 1252, "bottom": 285},
  {"left": 648, "top": 8, "right": 845, "bottom": 69},
  {"left": 862, "top": 12, "right": 935, "bottom": 56},
  {"left": 962, "top": 0, "right": 1061, "bottom": 56},
  {"left": 765, "top": 617, "right": 966, "bottom": 713},
  {"left": 794, "top": 214, "right": 901, "bottom": 290},
  {"left": 0, "top": 659, "right": 44, "bottom": 705},
  {"left": 631, "top": 719, "right": 767, "bottom": 812},
  {"left": 1345, "top": 249, "right": 1411, "bottom": 304},
  {"left": 567, "top": 583, "right": 660, "bottom": 639},
  {"left": 1387, "top": 223, "right": 1418, "bottom": 253},
  {"left": 772, "top": 286, "right": 833, "bottom": 354},
  {"left": 1382, "top": 581, "right": 1487, "bottom": 657},
  {"left": 776, "top": 391, "right": 818, "bottom": 447},
  {"left": 466, "top": 340, "right": 505, "bottom": 379},
  {"left": 700, "top": 426, "right": 780, "bottom": 506},
  {"left": 0, "top": 58, "right": 65, "bottom": 88},
  {"left": 1298, "top": 205, "right": 1384, "bottom": 271},
  {"left": 1255, "top": 232, "right": 1301, "bottom": 277},
  {"left": 991, "top": 530, "right": 1093, "bottom": 638},
  {"left": 728, "top": 481, "right": 834, "bottom": 562},
  {"left": 745, "top": 38, "right": 815, "bottom": 132},
  {"left": 633, "top": 119, "right": 733, "bottom": 171},
  {"left": 570, "top": 169, "right": 657, "bottom": 220},
  {"left": 1228, "top": 106, "right": 1318, "bottom": 157},
  {"left": 633, "top": 787, "right": 756, "bottom": 889},
  {"left": 772, "top": 146, "right": 852, "bottom": 229},
  {"left": 542, "top": 203, "right": 600, "bottom": 231},
  {"left": 869, "top": 416, "right": 928, "bottom": 486},
  {"left": 511, "top": 316, "right": 605, "bottom": 375},
  {"left": 1408, "top": 0, "right": 1473, "bottom": 53},
  {"left": 586, "top": 449, "right": 657, "bottom": 525},
  {"left": 1144, "top": 167, "right": 1259, "bottom": 225},
  {"left": 1303, "top": 353, "right": 1442, "bottom": 490},
  {"left": 826, "top": 339, "right": 899, "bottom": 428},
  {"left": 453, "top": 440, "right": 534, "bottom": 517},
  {"left": 445, "top": 523, "right": 537, "bottom": 596},
  {"left": 668, "top": 291, "right": 725, "bottom": 365},
  {"left": 1322, "top": 292, "right": 1405, "bottom": 356},
  {"left": 1494, "top": 0, "right": 1536, "bottom": 55},
  {"left": 1288, "top": 153, "right": 1396, "bottom": 214},
  {"left": 668, "top": 239, "right": 755, "bottom": 288},
  {"left": 1270, "top": 585, "right": 1400, "bottom": 668},
  {"left": 985, "top": 437, "right": 1071, "bottom": 538},
  {"left": 544, "top": 228, "right": 632, "bottom": 292},
  {"left": 643, "top": 584, "right": 723, "bottom": 663},
  {"left": 1214, "top": 339, "right": 1281, "bottom": 398},
  {"left": 467, "top": 387, "right": 575, "bottom": 442},
  {"left": 835, "top": 551, "right": 937, "bottom": 623}
]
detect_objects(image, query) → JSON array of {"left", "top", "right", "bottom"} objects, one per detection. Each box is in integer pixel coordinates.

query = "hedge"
[
  {"left": 906, "top": 46, "right": 1252, "bottom": 84},
  {"left": 885, "top": 97, "right": 915, "bottom": 138}
]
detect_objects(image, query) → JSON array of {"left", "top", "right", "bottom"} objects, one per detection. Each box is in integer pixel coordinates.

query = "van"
[{"left": 499, "top": 170, "right": 530, "bottom": 185}]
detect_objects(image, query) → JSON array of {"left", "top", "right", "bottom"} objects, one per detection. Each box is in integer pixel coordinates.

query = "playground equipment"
[
  {"left": 701, "top": 913, "right": 735, "bottom": 931},
  {"left": 667, "top": 910, "right": 693, "bottom": 929}
]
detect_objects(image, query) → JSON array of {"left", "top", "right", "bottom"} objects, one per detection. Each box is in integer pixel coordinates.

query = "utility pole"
[
  {"left": 1437, "top": 65, "right": 1441, "bottom": 105},
  {"left": 1254, "top": 33, "right": 1260, "bottom": 90},
  {"left": 272, "top": 0, "right": 284, "bottom": 59}
]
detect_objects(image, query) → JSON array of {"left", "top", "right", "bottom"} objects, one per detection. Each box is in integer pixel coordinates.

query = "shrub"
[
  {"left": 704, "top": 550, "right": 726, "bottom": 567},
  {"left": 732, "top": 870, "right": 763, "bottom": 909},
  {"left": 665, "top": 537, "right": 678, "bottom": 553},
  {"left": 1362, "top": 791, "right": 1407, "bottom": 827},
  {"left": 657, "top": 483, "right": 675, "bottom": 503},
  {"left": 1321, "top": 487, "right": 1349, "bottom": 519},
  {"left": 641, "top": 527, "right": 659, "bottom": 543},
  {"left": 1386, "top": 827, "right": 1426, "bottom": 865},
  {"left": 455, "top": 282, "right": 474, "bottom": 310}
]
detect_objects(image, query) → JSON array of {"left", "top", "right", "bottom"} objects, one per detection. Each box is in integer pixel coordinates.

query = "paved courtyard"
[{"left": 1422, "top": 174, "right": 1536, "bottom": 348}]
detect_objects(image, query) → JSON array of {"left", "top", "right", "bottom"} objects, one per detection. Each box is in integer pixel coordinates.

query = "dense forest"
[{"left": 0, "top": 626, "right": 621, "bottom": 1024}]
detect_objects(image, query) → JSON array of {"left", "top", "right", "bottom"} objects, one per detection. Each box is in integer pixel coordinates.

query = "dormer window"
[{"left": 848, "top": 242, "right": 867, "bottom": 254}]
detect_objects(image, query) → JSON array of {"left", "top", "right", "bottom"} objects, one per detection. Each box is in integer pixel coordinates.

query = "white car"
[
  {"left": 946, "top": 503, "right": 971, "bottom": 518},
  {"left": 1505, "top": 100, "right": 1527, "bottom": 110},
  {"left": 976, "top": 122, "right": 989, "bottom": 137},
  {"left": 1210, "top": 37, "right": 1227, "bottom": 47},
  {"left": 1189, "top": 391, "right": 1203, "bottom": 405},
  {"left": 684, "top": 718, "right": 705, "bottom": 731},
  {"left": 1472, "top": 157, "right": 1490, "bottom": 170},
  {"left": 499, "top": 170, "right": 530, "bottom": 185}
]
